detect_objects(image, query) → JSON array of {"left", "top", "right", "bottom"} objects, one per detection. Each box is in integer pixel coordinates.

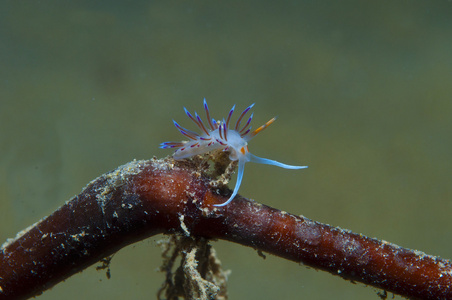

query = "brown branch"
[{"left": 0, "top": 158, "right": 451, "bottom": 299}]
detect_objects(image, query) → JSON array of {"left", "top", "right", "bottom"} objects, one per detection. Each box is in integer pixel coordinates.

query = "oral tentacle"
[
  {"left": 248, "top": 153, "right": 308, "bottom": 169},
  {"left": 214, "top": 159, "right": 246, "bottom": 207}
]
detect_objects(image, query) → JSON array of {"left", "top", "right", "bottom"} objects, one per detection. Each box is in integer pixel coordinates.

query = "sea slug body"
[{"left": 160, "top": 99, "right": 307, "bottom": 206}]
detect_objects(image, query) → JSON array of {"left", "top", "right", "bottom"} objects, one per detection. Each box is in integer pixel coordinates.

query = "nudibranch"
[{"left": 160, "top": 99, "right": 307, "bottom": 207}]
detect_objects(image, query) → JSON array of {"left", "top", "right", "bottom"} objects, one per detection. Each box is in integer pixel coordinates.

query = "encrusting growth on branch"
[
  {"left": 0, "top": 157, "right": 451, "bottom": 299},
  {"left": 157, "top": 235, "right": 229, "bottom": 300}
]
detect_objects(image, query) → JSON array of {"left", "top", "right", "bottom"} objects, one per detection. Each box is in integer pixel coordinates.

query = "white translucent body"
[
  {"left": 173, "top": 129, "right": 307, "bottom": 206},
  {"left": 161, "top": 100, "right": 308, "bottom": 207}
]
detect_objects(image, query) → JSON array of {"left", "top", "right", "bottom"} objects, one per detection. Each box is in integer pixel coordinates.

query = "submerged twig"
[{"left": 0, "top": 158, "right": 451, "bottom": 299}]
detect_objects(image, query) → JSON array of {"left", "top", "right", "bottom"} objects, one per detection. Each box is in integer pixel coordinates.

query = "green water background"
[{"left": 1, "top": 1, "right": 451, "bottom": 299}]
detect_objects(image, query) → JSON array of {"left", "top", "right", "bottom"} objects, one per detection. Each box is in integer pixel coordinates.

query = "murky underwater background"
[{"left": 1, "top": 1, "right": 451, "bottom": 299}]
